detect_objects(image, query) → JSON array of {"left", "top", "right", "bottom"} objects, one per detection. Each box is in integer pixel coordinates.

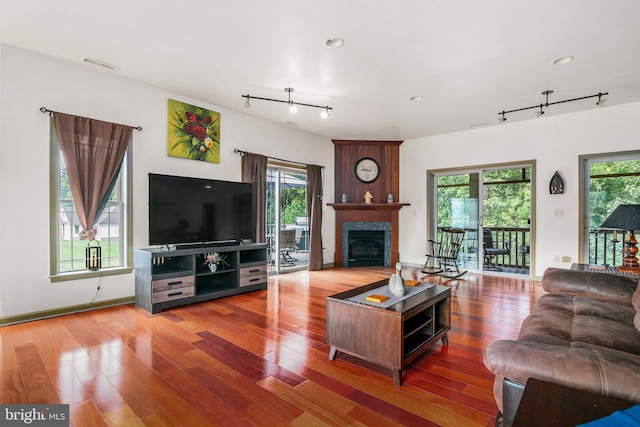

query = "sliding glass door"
[
  {"left": 580, "top": 151, "right": 640, "bottom": 266},
  {"left": 428, "top": 163, "right": 533, "bottom": 275},
  {"left": 266, "top": 165, "right": 309, "bottom": 274}
]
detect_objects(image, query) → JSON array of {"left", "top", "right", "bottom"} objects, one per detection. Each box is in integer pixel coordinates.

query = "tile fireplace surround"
[
  {"left": 329, "top": 203, "right": 409, "bottom": 267},
  {"left": 343, "top": 222, "right": 391, "bottom": 267}
]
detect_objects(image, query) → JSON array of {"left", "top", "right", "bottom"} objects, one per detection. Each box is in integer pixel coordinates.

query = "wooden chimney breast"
[{"left": 329, "top": 140, "right": 409, "bottom": 267}]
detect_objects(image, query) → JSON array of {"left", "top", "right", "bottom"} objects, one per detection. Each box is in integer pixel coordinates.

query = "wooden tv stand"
[
  {"left": 326, "top": 280, "right": 451, "bottom": 386},
  {"left": 134, "top": 243, "right": 267, "bottom": 313}
]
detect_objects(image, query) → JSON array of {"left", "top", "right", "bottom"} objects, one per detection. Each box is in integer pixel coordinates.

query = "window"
[{"left": 50, "top": 131, "right": 132, "bottom": 279}]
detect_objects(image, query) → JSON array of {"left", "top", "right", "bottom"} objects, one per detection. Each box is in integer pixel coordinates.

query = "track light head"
[
  {"left": 498, "top": 112, "right": 507, "bottom": 123},
  {"left": 535, "top": 105, "right": 545, "bottom": 117},
  {"left": 244, "top": 98, "right": 251, "bottom": 108},
  {"left": 321, "top": 107, "right": 330, "bottom": 119},
  {"left": 597, "top": 93, "right": 607, "bottom": 106},
  {"left": 289, "top": 104, "right": 298, "bottom": 114}
]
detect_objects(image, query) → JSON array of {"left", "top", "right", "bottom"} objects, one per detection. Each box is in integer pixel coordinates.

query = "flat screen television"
[{"left": 148, "top": 173, "right": 255, "bottom": 246}]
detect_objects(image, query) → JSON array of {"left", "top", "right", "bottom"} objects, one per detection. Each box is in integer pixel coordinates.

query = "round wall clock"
[{"left": 354, "top": 157, "right": 380, "bottom": 183}]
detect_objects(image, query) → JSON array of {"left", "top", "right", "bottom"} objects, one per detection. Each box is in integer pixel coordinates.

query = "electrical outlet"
[
  {"left": 554, "top": 255, "right": 560, "bottom": 262},
  {"left": 554, "top": 208, "right": 564, "bottom": 217}
]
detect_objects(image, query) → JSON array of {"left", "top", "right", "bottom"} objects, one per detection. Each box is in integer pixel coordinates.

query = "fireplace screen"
[{"left": 347, "top": 230, "right": 385, "bottom": 266}]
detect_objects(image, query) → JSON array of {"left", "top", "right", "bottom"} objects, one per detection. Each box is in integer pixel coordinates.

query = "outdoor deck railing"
[
  {"left": 589, "top": 228, "right": 626, "bottom": 267},
  {"left": 440, "top": 227, "right": 531, "bottom": 269},
  {"left": 452, "top": 227, "right": 626, "bottom": 269}
]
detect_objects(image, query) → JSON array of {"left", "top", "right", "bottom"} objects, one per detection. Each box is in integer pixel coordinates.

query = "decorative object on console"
[
  {"left": 341, "top": 192, "right": 349, "bottom": 203},
  {"left": 388, "top": 262, "right": 406, "bottom": 297},
  {"left": 387, "top": 193, "right": 394, "bottom": 203},
  {"left": 363, "top": 190, "right": 373, "bottom": 204},
  {"left": 549, "top": 170, "right": 565, "bottom": 194},
  {"left": 355, "top": 157, "right": 380, "bottom": 183},
  {"left": 167, "top": 99, "right": 221, "bottom": 164},
  {"left": 86, "top": 240, "right": 102, "bottom": 271},
  {"left": 204, "top": 252, "right": 229, "bottom": 272},
  {"left": 601, "top": 204, "right": 640, "bottom": 273}
]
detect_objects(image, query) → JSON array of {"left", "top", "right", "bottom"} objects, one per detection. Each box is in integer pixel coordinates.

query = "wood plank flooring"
[{"left": 0, "top": 267, "right": 545, "bottom": 426}]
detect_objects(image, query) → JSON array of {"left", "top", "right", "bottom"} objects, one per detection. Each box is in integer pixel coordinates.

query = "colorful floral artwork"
[{"left": 167, "top": 99, "right": 221, "bottom": 163}]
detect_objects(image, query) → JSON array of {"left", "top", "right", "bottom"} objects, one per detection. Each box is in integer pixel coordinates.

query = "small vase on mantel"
[{"left": 388, "top": 262, "right": 406, "bottom": 297}]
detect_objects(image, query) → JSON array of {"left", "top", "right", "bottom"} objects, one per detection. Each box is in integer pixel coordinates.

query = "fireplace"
[
  {"left": 347, "top": 230, "right": 385, "bottom": 266},
  {"left": 341, "top": 221, "right": 392, "bottom": 267},
  {"left": 329, "top": 202, "right": 408, "bottom": 267}
]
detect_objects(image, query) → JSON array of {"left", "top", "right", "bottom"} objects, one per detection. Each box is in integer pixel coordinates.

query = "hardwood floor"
[{"left": 0, "top": 267, "right": 545, "bottom": 426}]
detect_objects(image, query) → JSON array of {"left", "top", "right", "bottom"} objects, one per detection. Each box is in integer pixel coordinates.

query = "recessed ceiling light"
[
  {"left": 410, "top": 96, "right": 423, "bottom": 102},
  {"left": 325, "top": 38, "right": 344, "bottom": 48},
  {"left": 553, "top": 56, "right": 574, "bottom": 65}
]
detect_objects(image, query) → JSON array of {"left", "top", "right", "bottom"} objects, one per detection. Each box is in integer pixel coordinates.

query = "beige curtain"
[
  {"left": 241, "top": 152, "right": 267, "bottom": 243},
  {"left": 307, "top": 165, "right": 323, "bottom": 270},
  {"left": 53, "top": 112, "right": 132, "bottom": 240}
]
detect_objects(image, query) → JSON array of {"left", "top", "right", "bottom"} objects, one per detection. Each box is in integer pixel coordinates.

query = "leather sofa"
[{"left": 483, "top": 267, "right": 640, "bottom": 427}]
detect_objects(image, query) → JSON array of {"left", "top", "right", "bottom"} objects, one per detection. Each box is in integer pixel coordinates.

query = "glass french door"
[
  {"left": 266, "top": 165, "right": 309, "bottom": 274},
  {"left": 428, "top": 163, "right": 533, "bottom": 275},
  {"left": 580, "top": 151, "right": 640, "bottom": 266}
]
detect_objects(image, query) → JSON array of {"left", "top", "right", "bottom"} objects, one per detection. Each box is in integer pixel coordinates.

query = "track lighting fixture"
[
  {"left": 241, "top": 88, "right": 333, "bottom": 118},
  {"left": 498, "top": 90, "right": 608, "bottom": 122}
]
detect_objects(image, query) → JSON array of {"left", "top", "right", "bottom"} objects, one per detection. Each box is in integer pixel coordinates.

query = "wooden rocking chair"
[{"left": 422, "top": 228, "right": 467, "bottom": 278}]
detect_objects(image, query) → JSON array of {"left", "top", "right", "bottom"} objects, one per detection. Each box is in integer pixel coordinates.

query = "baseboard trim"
[{"left": 0, "top": 296, "right": 135, "bottom": 326}]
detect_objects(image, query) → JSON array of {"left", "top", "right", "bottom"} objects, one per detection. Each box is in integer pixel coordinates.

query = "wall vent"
[{"left": 80, "top": 56, "right": 120, "bottom": 72}]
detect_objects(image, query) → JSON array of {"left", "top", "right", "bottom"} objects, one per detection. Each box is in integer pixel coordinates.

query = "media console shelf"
[{"left": 135, "top": 243, "right": 267, "bottom": 313}]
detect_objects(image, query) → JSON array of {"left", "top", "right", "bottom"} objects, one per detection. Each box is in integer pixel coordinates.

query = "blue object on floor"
[{"left": 578, "top": 405, "right": 640, "bottom": 426}]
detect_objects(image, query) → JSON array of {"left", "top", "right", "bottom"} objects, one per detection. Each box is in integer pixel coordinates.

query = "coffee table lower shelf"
[{"left": 326, "top": 280, "right": 451, "bottom": 386}]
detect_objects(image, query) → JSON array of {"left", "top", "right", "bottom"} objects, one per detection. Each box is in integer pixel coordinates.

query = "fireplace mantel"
[
  {"left": 329, "top": 202, "right": 410, "bottom": 267},
  {"left": 328, "top": 203, "right": 410, "bottom": 211}
]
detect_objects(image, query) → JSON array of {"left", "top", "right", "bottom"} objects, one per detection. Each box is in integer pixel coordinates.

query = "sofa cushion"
[
  {"left": 542, "top": 267, "right": 638, "bottom": 305},
  {"left": 633, "top": 279, "right": 640, "bottom": 311},
  {"left": 518, "top": 294, "right": 573, "bottom": 346},
  {"left": 573, "top": 296, "right": 636, "bottom": 324},
  {"left": 571, "top": 315, "right": 640, "bottom": 355}
]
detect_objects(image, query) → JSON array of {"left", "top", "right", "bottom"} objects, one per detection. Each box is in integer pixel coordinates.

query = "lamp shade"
[{"left": 600, "top": 204, "right": 640, "bottom": 231}]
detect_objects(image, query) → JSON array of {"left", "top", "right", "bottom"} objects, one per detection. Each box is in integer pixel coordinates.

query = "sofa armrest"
[
  {"left": 484, "top": 340, "right": 640, "bottom": 406},
  {"left": 542, "top": 267, "right": 638, "bottom": 305}
]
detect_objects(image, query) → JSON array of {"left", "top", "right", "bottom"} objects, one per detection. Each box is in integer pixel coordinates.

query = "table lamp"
[{"left": 600, "top": 204, "right": 640, "bottom": 273}]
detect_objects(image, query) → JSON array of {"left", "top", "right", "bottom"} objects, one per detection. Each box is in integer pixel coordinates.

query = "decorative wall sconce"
[
  {"left": 86, "top": 240, "right": 102, "bottom": 271},
  {"left": 242, "top": 88, "right": 333, "bottom": 119},
  {"left": 549, "top": 171, "right": 565, "bottom": 194}
]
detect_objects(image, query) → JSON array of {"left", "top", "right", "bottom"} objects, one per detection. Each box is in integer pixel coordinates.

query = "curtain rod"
[
  {"left": 40, "top": 107, "right": 142, "bottom": 131},
  {"left": 234, "top": 148, "right": 324, "bottom": 169}
]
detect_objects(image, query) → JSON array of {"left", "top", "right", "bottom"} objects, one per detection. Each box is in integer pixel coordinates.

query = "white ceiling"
[{"left": 2, "top": 0, "right": 640, "bottom": 141}]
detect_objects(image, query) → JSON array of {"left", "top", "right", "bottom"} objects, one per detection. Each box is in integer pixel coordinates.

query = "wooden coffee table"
[{"left": 326, "top": 280, "right": 451, "bottom": 386}]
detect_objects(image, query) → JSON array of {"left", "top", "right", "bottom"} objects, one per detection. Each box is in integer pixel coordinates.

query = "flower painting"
[{"left": 167, "top": 99, "right": 221, "bottom": 163}]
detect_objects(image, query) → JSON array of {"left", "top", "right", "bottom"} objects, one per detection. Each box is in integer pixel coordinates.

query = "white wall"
[
  {"left": 400, "top": 102, "right": 640, "bottom": 277},
  {"left": 0, "top": 44, "right": 335, "bottom": 319}
]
